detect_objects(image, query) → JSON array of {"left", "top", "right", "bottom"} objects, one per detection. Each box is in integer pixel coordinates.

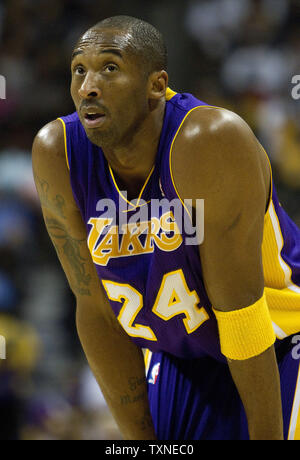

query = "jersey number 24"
[{"left": 102, "top": 269, "right": 209, "bottom": 341}]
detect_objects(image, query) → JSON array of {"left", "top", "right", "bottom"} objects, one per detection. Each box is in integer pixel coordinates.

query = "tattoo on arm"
[
  {"left": 119, "top": 376, "right": 147, "bottom": 406},
  {"left": 45, "top": 217, "right": 91, "bottom": 296},
  {"left": 34, "top": 173, "right": 66, "bottom": 219},
  {"left": 137, "top": 410, "right": 155, "bottom": 432}
]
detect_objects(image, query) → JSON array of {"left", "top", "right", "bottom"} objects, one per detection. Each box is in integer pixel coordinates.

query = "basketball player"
[{"left": 32, "top": 16, "right": 300, "bottom": 440}]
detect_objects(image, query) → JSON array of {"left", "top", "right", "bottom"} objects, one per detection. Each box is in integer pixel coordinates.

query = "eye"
[
  {"left": 103, "top": 63, "right": 119, "bottom": 73},
  {"left": 73, "top": 65, "right": 85, "bottom": 76}
]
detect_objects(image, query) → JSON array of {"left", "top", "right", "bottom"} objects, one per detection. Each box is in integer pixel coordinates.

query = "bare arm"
[
  {"left": 32, "top": 120, "right": 156, "bottom": 440},
  {"left": 172, "top": 108, "right": 283, "bottom": 440}
]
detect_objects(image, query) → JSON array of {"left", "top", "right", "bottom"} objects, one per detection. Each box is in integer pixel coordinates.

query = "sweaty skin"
[{"left": 32, "top": 26, "right": 283, "bottom": 440}]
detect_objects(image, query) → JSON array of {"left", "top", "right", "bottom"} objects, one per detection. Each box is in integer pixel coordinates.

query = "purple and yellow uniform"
[{"left": 58, "top": 89, "right": 300, "bottom": 440}]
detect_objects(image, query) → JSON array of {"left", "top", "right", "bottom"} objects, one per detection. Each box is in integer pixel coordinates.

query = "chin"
[
  {"left": 85, "top": 130, "right": 103, "bottom": 147},
  {"left": 85, "top": 128, "right": 116, "bottom": 149}
]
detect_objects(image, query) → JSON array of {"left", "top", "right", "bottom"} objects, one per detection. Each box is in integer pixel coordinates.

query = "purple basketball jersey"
[{"left": 58, "top": 90, "right": 300, "bottom": 363}]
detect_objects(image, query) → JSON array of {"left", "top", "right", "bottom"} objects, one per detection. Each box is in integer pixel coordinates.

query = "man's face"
[{"left": 70, "top": 28, "right": 149, "bottom": 148}]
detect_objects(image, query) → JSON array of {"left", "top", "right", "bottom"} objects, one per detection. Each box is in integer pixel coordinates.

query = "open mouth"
[
  {"left": 83, "top": 112, "right": 106, "bottom": 127},
  {"left": 85, "top": 113, "right": 102, "bottom": 120}
]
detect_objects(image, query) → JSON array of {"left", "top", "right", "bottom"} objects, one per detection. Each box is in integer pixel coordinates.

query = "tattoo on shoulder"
[{"left": 45, "top": 217, "right": 91, "bottom": 296}]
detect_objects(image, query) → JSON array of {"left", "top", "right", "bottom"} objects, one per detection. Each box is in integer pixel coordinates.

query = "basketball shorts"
[{"left": 145, "top": 335, "right": 300, "bottom": 440}]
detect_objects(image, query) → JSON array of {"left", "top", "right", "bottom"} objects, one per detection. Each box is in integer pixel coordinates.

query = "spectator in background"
[
  {"left": 0, "top": 272, "right": 40, "bottom": 440},
  {"left": 185, "top": 0, "right": 300, "bottom": 224}
]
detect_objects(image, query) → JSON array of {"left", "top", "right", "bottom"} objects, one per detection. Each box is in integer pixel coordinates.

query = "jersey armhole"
[
  {"left": 169, "top": 105, "right": 213, "bottom": 220},
  {"left": 56, "top": 117, "right": 70, "bottom": 171}
]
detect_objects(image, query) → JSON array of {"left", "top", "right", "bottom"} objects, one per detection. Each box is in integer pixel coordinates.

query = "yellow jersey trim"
[
  {"left": 169, "top": 106, "right": 207, "bottom": 220},
  {"left": 109, "top": 164, "right": 154, "bottom": 209},
  {"left": 143, "top": 349, "right": 153, "bottom": 376},
  {"left": 166, "top": 88, "right": 177, "bottom": 101},
  {"left": 57, "top": 118, "right": 69, "bottom": 170},
  {"left": 263, "top": 200, "right": 300, "bottom": 338}
]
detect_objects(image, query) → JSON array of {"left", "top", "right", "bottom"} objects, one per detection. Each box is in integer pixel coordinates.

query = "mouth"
[{"left": 83, "top": 112, "right": 106, "bottom": 128}]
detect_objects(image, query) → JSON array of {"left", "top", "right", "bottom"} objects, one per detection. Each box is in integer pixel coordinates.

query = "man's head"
[{"left": 70, "top": 16, "right": 168, "bottom": 148}]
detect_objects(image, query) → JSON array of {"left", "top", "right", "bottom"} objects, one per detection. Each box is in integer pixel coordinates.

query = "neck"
[{"left": 103, "top": 101, "right": 165, "bottom": 198}]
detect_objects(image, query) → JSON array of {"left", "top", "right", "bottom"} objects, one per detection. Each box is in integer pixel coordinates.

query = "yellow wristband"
[{"left": 213, "top": 293, "right": 276, "bottom": 360}]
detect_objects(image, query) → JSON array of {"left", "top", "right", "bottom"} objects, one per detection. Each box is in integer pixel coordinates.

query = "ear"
[{"left": 148, "top": 71, "right": 168, "bottom": 100}]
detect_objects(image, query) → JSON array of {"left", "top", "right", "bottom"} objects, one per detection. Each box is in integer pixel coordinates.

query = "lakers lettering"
[{"left": 87, "top": 211, "right": 183, "bottom": 266}]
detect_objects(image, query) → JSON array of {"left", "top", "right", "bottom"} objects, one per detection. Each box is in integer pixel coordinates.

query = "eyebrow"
[{"left": 71, "top": 48, "right": 124, "bottom": 61}]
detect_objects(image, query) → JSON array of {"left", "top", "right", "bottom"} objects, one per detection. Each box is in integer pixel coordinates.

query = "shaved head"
[{"left": 86, "top": 15, "right": 168, "bottom": 76}]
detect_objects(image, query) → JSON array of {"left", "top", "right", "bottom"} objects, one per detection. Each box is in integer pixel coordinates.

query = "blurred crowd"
[{"left": 0, "top": 0, "right": 299, "bottom": 440}]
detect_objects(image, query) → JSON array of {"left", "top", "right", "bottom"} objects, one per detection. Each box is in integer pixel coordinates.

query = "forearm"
[
  {"left": 76, "top": 300, "right": 156, "bottom": 440},
  {"left": 228, "top": 345, "right": 283, "bottom": 440}
]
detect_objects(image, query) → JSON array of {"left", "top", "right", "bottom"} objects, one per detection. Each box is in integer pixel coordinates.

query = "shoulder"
[
  {"left": 32, "top": 119, "right": 65, "bottom": 158},
  {"left": 32, "top": 119, "right": 80, "bottom": 215},
  {"left": 174, "top": 106, "right": 264, "bottom": 169},
  {"left": 171, "top": 106, "right": 270, "bottom": 203},
  {"left": 32, "top": 118, "right": 69, "bottom": 177},
  {"left": 32, "top": 119, "right": 73, "bottom": 201}
]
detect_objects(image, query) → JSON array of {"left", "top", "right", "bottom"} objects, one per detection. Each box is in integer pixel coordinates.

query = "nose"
[{"left": 78, "top": 71, "right": 101, "bottom": 99}]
